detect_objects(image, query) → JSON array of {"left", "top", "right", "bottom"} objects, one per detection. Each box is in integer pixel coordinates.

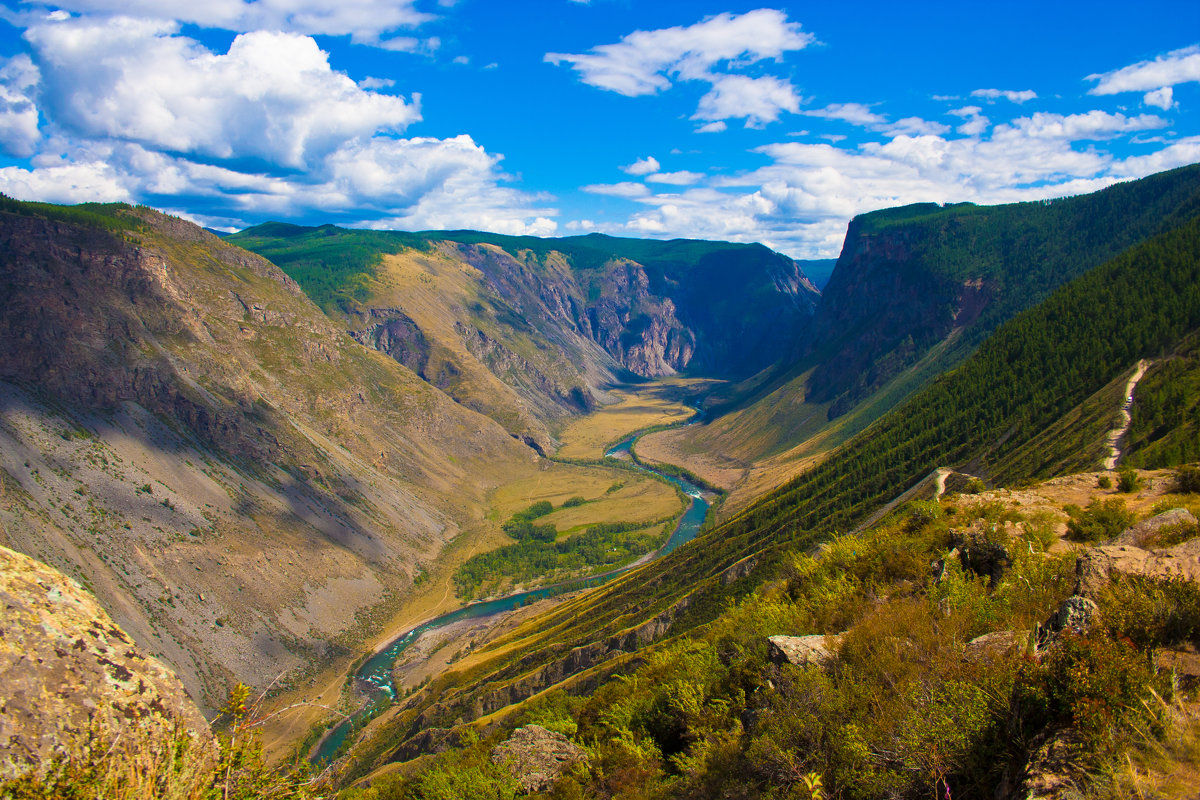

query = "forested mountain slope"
[{"left": 644, "top": 165, "right": 1200, "bottom": 506}]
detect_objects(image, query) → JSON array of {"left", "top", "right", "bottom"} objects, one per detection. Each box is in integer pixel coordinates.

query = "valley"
[{"left": 4, "top": 164, "right": 1200, "bottom": 798}]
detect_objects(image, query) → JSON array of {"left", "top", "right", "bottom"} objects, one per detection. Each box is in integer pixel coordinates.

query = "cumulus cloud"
[
  {"left": 971, "top": 88, "right": 1037, "bottom": 103},
  {"left": 0, "top": 55, "right": 41, "bottom": 157},
  {"left": 20, "top": 0, "right": 435, "bottom": 45},
  {"left": 0, "top": 18, "right": 552, "bottom": 233},
  {"left": 1001, "top": 110, "right": 1165, "bottom": 140},
  {"left": 693, "top": 74, "right": 800, "bottom": 127},
  {"left": 1088, "top": 45, "right": 1200, "bottom": 95},
  {"left": 1143, "top": 86, "right": 1175, "bottom": 110},
  {"left": 801, "top": 103, "right": 886, "bottom": 126},
  {"left": 696, "top": 121, "right": 727, "bottom": 133},
  {"left": 621, "top": 156, "right": 660, "bottom": 176},
  {"left": 546, "top": 9, "right": 809, "bottom": 125},
  {"left": 24, "top": 18, "right": 420, "bottom": 170},
  {"left": 646, "top": 170, "right": 704, "bottom": 185},
  {"left": 949, "top": 106, "right": 989, "bottom": 136}
]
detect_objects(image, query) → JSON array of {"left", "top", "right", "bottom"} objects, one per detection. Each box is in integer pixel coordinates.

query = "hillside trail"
[{"left": 1103, "top": 359, "right": 1151, "bottom": 469}]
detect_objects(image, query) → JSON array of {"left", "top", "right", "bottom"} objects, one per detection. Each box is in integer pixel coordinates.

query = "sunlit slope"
[{"left": 230, "top": 225, "right": 820, "bottom": 451}]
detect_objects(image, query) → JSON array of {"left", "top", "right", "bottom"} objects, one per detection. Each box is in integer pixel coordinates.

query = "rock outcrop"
[
  {"left": 1107, "top": 507, "right": 1198, "bottom": 548},
  {"left": 1073, "top": 539, "right": 1200, "bottom": 599},
  {"left": 490, "top": 725, "right": 587, "bottom": 794},
  {"left": 767, "top": 634, "right": 841, "bottom": 668},
  {"left": 0, "top": 546, "right": 212, "bottom": 779}
]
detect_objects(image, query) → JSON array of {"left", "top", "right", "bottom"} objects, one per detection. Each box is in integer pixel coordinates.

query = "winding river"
[{"left": 311, "top": 429, "right": 711, "bottom": 764}]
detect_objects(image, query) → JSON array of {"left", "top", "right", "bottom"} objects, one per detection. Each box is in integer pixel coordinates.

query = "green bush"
[
  {"left": 1176, "top": 465, "right": 1200, "bottom": 494},
  {"left": 1097, "top": 475, "right": 1112, "bottom": 489},
  {"left": 1117, "top": 465, "right": 1143, "bottom": 493},
  {"left": 1064, "top": 498, "right": 1134, "bottom": 542}
]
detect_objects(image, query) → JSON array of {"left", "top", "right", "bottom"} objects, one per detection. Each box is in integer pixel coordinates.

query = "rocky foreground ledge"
[{"left": 0, "top": 545, "right": 211, "bottom": 779}]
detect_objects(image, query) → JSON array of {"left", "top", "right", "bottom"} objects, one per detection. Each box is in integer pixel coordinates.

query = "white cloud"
[
  {"left": 1143, "top": 86, "right": 1175, "bottom": 110},
  {"left": 1088, "top": 45, "right": 1200, "bottom": 95},
  {"left": 621, "top": 156, "right": 660, "bottom": 176},
  {"left": 358, "top": 76, "right": 395, "bottom": 89},
  {"left": 949, "top": 106, "right": 989, "bottom": 136},
  {"left": 971, "top": 88, "right": 1037, "bottom": 103},
  {"left": 23, "top": 0, "right": 435, "bottom": 45},
  {"left": 801, "top": 102, "right": 885, "bottom": 126},
  {"left": 546, "top": 9, "right": 812, "bottom": 97},
  {"left": 1001, "top": 110, "right": 1165, "bottom": 140},
  {"left": 646, "top": 170, "right": 704, "bottom": 185},
  {"left": 581, "top": 181, "right": 651, "bottom": 198},
  {"left": 0, "top": 55, "right": 41, "bottom": 157},
  {"left": 695, "top": 120, "right": 727, "bottom": 133},
  {"left": 25, "top": 18, "right": 419, "bottom": 170},
  {"left": 546, "top": 9, "right": 809, "bottom": 126},
  {"left": 693, "top": 74, "right": 800, "bottom": 127},
  {"left": 589, "top": 103, "right": 1187, "bottom": 258},
  {"left": 0, "top": 154, "right": 132, "bottom": 204},
  {"left": 882, "top": 117, "right": 950, "bottom": 137}
]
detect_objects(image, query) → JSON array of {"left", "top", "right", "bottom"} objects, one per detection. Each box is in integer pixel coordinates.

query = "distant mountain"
[
  {"left": 229, "top": 225, "right": 820, "bottom": 449},
  {"left": 795, "top": 257, "right": 837, "bottom": 291}
]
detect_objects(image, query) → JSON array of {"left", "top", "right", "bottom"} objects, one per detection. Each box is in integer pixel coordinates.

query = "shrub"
[
  {"left": 1117, "top": 465, "right": 1143, "bottom": 493},
  {"left": 1099, "top": 573, "right": 1200, "bottom": 649},
  {"left": 1014, "top": 629, "right": 1159, "bottom": 754},
  {"left": 562, "top": 496, "right": 587, "bottom": 508},
  {"left": 1176, "top": 465, "right": 1200, "bottom": 494},
  {"left": 1064, "top": 499, "right": 1134, "bottom": 542},
  {"left": 1097, "top": 475, "right": 1112, "bottom": 489}
]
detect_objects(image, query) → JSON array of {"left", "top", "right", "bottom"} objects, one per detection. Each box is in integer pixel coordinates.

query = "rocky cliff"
[
  {"left": 230, "top": 227, "right": 821, "bottom": 448},
  {"left": 804, "top": 165, "right": 1200, "bottom": 417}
]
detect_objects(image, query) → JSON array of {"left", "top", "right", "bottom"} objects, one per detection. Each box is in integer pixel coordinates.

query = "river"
[{"left": 310, "top": 429, "right": 711, "bottom": 764}]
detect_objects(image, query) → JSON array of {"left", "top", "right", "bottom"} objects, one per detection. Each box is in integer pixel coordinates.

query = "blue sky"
[{"left": 0, "top": 1, "right": 1197, "bottom": 257}]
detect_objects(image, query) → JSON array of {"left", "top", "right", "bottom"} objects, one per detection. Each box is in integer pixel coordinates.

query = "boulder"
[
  {"left": 1043, "top": 595, "right": 1099, "bottom": 640},
  {"left": 963, "top": 630, "right": 1026, "bottom": 663},
  {"left": 1074, "top": 539, "right": 1200, "bottom": 599},
  {"left": 490, "top": 724, "right": 587, "bottom": 794},
  {"left": 0, "top": 546, "right": 213, "bottom": 780},
  {"left": 767, "top": 634, "right": 840, "bottom": 668},
  {"left": 1108, "top": 508, "right": 1198, "bottom": 548}
]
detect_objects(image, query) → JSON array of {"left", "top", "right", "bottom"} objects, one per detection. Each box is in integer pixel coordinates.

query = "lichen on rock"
[{"left": 0, "top": 545, "right": 213, "bottom": 780}]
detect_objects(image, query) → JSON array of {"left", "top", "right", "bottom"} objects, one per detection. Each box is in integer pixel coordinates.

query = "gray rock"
[
  {"left": 767, "top": 634, "right": 840, "bottom": 668},
  {"left": 963, "top": 630, "right": 1026, "bottom": 663},
  {"left": 1074, "top": 539, "right": 1200, "bottom": 599},
  {"left": 1109, "top": 507, "right": 1198, "bottom": 548},
  {"left": 490, "top": 724, "right": 587, "bottom": 794},
  {"left": 1038, "top": 596, "right": 1099, "bottom": 649}
]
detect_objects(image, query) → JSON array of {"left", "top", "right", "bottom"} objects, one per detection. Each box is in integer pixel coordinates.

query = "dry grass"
[
  {"left": 554, "top": 378, "right": 716, "bottom": 461},
  {"left": 1102, "top": 690, "right": 1200, "bottom": 799}
]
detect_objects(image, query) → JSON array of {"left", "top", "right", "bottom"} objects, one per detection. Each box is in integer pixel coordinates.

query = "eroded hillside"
[{"left": 0, "top": 204, "right": 543, "bottom": 706}]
